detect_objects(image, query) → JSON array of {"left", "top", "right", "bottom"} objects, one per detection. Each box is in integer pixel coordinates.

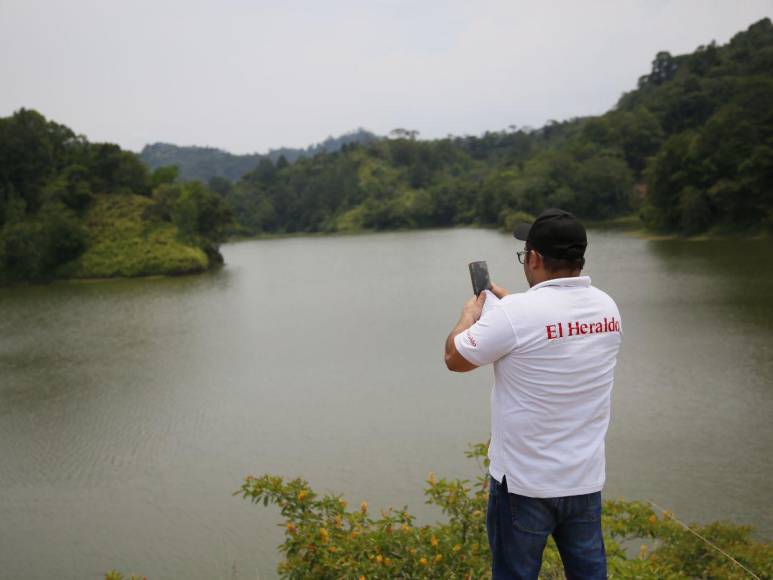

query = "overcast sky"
[{"left": 1, "top": 0, "right": 771, "bottom": 154}]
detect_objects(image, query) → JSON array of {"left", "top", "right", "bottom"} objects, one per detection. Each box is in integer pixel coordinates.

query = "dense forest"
[
  {"left": 220, "top": 18, "right": 772, "bottom": 237},
  {"left": 0, "top": 110, "right": 231, "bottom": 282},
  {"left": 2, "top": 19, "right": 771, "bottom": 282},
  {"left": 140, "top": 128, "right": 378, "bottom": 183}
]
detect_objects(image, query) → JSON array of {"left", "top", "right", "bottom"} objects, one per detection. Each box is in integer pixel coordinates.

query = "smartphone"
[{"left": 469, "top": 261, "right": 491, "bottom": 296}]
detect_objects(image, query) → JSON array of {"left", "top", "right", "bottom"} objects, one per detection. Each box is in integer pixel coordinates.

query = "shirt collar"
[{"left": 528, "top": 275, "right": 592, "bottom": 292}]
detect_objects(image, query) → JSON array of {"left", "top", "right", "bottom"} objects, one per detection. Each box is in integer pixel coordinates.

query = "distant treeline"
[
  {"left": 139, "top": 128, "right": 379, "bottom": 183},
  {"left": 217, "top": 18, "right": 772, "bottom": 237}
]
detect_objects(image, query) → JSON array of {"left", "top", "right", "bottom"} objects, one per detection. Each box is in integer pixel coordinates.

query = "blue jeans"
[{"left": 486, "top": 475, "right": 607, "bottom": 580}]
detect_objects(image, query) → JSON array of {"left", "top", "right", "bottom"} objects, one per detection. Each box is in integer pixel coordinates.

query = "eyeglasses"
[{"left": 516, "top": 249, "right": 530, "bottom": 264}]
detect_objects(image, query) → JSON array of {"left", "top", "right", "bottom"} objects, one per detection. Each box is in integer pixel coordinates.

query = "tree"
[
  {"left": 610, "top": 109, "right": 664, "bottom": 174},
  {"left": 389, "top": 128, "right": 419, "bottom": 140},
  {"left": 0, "top": 221, "right": 44, "bottom": 279},
  {"left": 0, "top": 108, "right": 73, "bottom": 212},
  {"left": 207, "top": 175, "right": 232, "bottom": 197},
  {"left": 89, "top": 144, "right": 150, "bottom": 195},
  {"left": 172, "top": 187, "right": 199, "bottom": 240},
  {"left": 151, "top": 165, "right": 179, "bottom": 189},
  {"left": 250, "top": 158, "right": 277, "bottom": 185},
  {"left": 644, "top": 131, "right": 697, "bottom": 230},
  {"left": 642, "top": 51, "right": 678, "bottom": 86},
  {"left": 171, "top": 182, "right": 232, "bottom": 244}
]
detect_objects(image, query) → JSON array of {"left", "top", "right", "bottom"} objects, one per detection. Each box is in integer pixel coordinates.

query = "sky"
[{"left": 1, "top": 0, "right": 771, "bottom": 154}]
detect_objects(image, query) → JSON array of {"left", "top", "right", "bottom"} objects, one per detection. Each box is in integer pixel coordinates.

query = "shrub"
[
  {"left": 235, "top": 443, "right": 772, "bottom": 579},
  {"left": 498, "top": 210, "right": 536, "bottom": 234}
]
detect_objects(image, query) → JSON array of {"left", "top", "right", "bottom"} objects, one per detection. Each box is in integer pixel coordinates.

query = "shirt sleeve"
[{"left": 454, "top": 304, "right": 518, "bottom": 367}]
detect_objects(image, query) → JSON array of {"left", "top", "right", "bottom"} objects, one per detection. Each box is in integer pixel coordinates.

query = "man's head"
[{"left": 513, "top": 208, "right": 587, "bottom": 287}]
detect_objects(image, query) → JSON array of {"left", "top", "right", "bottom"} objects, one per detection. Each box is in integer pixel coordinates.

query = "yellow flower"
[
  {"left": 472, "top": 510, "right": 482, "bottom": 518},
  {"left": 453, "top": 544, "right": 462, "bottom": 552},
  {"left": 351, "top": 531, "right": 359, "bottom": 539},
  {"left": 375, "top": 555, "right": 383, "bottom": 564},
  {"left": 427, "top": 471, "right": 437, "bottom": 485},
  {"left": 384, "top": 558, "right": 392, "bottom": 566},
  {"left": 648, "top": 514, "right": 657, "bottom": 525},
  {"left": 286, "top": 522, "right": 296, "bottom": 534},
  {"left": 360, "top": 500, "right": 368, "bottom": 514},
  {"left": 319, "top": 528, "right": 329, "bottom": 543},
  {"left": 419, "top": 557, "right": 428, "bottom": 566},
  {"left": 340, "top": 499, "right": 348, "bottom": 509},
  {"left": 434, "top": 554, "right": 443, "bottom": 564},
  {"left": 297, "top": 490, "right": 308, "bottom": 502},
  {"left": 358, "top": 576, "right": 365, "bottom": 580},
  {"left": 328, "top": 546, "right": 337, "bottom": 553},
  {"left": 431, "top": 535, "right": 439, "bottom": 548},
  {"left": 401, "top": 524, "right": 411, "bottom": 533},
  {"left": 408, "top": 547, "right": 417, "bottom": 555}
]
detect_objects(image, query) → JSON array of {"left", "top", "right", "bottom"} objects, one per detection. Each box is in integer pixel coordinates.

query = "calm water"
[{"left": 1, "top": 229, "right": 771, "bottom": 579}]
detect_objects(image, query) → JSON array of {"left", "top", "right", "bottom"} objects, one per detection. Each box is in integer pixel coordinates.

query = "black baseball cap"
[{"left": 513, "top": 208, "right": 587, "bottom": 260}]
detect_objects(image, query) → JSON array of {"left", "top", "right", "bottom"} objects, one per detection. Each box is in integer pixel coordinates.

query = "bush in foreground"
[{"left": 232, "top": 443, "right": 771, "bottom": 579}]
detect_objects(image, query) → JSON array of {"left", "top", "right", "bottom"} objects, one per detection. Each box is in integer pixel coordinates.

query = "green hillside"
[
  {"left": 223, "top": 18, "right": 773, "bottom": 237},
  {"left": 0, "top": 109, "right": 231, "bottom": 283}
]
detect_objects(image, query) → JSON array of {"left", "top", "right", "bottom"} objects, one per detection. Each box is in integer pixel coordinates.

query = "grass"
[{"left": 67, "top": 194, "right": 209, "bottom": 279}]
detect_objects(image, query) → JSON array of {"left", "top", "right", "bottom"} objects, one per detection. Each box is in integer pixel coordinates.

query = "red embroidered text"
[{"left": 545, "top": 317, "right": 620, "bottom": 340}]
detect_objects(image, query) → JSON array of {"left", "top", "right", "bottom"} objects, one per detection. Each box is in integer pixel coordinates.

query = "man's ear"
[{"left": 528, "top": 250, "right": 543, "bottom": 271}]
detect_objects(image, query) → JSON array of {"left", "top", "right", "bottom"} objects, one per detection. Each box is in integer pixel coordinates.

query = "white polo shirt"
[{"left": 454, "top": 276, "right": 622, "bottom": 498}]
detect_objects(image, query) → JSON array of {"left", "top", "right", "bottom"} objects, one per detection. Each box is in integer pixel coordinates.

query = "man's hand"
[
  {"left": 490, "top": 282, "right": 509, "bottom": 299},
  {"left": 461, "top": 291, "right": 487, "bottom": 324},
  {"left": 444, "top": 292, "right": 487, "bottom": 372}
]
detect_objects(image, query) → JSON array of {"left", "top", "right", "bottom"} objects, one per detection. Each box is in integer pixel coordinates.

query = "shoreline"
[
  {"left": 0, "top": 262, "right": 223, "bottom": 288},
  {"left": 229, "top": 217, "right": 771, "bottom": 244},
  {"left": 4, "top": 220, "right": 769, "bottom": 287}
]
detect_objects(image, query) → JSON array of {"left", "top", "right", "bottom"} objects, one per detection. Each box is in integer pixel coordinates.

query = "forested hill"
[
  {"left": 140, "top": 128, "right": 379, "bottom": 183},
  {"left": 224, "top": 18, "right": 773, "bottom": 237},
  {"left": 0, "top": 110, "right": 232, "bottom": 283}
]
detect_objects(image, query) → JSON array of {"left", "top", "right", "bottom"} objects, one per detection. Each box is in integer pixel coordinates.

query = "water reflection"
[{"left": 646, "top": 238, "right": 773, "bottom": 328}]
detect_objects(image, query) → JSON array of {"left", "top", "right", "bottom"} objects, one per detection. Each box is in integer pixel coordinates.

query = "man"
[{"left": 444, "top": 208, "right": 622, "bottom": 580}]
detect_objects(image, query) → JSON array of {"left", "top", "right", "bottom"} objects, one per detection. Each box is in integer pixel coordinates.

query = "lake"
[{"left": 1, "top": 228, "right": 771, "bottom": 579}]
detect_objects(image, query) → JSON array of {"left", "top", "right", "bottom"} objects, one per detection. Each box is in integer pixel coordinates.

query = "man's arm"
[
  {"left": 444, "top": 293, "right": 486, "bottom": 372},
  {"left": 444, "top": 283, "right": 511, "bottom": 372}
]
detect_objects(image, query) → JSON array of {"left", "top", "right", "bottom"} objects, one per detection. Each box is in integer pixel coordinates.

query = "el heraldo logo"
[{"left": 546, "top": 317, "right": 620, "bottom": 340}]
